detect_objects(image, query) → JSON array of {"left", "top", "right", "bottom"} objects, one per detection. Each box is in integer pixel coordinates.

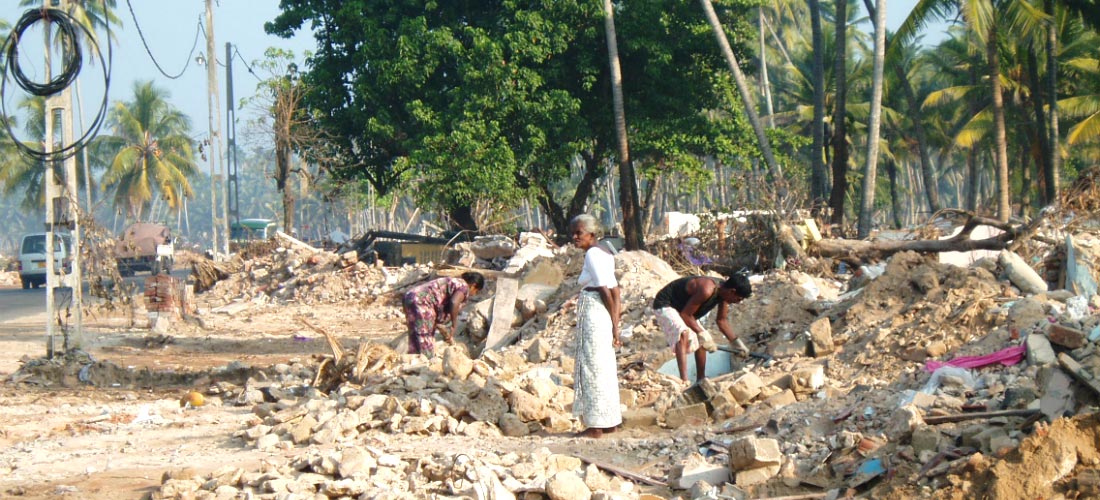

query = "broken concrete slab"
[{"left": 485, "top": 276, "right": 520, "bottom": 351}]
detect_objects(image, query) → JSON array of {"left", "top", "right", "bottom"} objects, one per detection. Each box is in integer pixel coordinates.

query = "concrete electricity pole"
[
  {"left": 204, "top": 0, "right": 229, "bottom": 257},
  {"left": 44, "top": 0, "right": 84, "bottom": 355}
]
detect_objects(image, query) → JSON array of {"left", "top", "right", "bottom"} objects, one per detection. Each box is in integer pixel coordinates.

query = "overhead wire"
[
  {"left": 124, "top": 0, "right": 201, "bottom": 80},
  {"left": 232, "top": 45, "right": 263, "bottom": 82},
  {"left": 196, "top": 21, "right": 227, "bottom": 68}
]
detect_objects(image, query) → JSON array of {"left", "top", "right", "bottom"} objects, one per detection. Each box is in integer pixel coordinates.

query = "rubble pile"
[
  {"left": 136, "top": 218, "right": 1100, "bottom": 500},
  {"left": 200, "top": 245, "right": 435, "bottom": 307},
  {"left": 232, "top": 345, "right": 580, "bottom": 446},
  {"left": 150, "top": 444, "right": 645, "bottom": 500}
]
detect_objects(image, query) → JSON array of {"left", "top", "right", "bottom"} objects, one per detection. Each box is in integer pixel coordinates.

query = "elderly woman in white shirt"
[{"left": 568, "top": 214, "right": 622, "bottom": 438}]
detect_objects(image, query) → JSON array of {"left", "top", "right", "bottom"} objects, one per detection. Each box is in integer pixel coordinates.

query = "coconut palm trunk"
[
  {"left": 601, "top": 0, "right": 643, "bottom": 250},
  {"left": 987, "top": 24, "right": 1012, "bottom": 221},
  {"left": 858, "top": 0, "right": 888, "bottom": 238},
  {"left": 1044, "top": 0, "right": 1059, "bottom": 200},
  {"left": 699, "top": 0, "right": 782, "bottom": 185},
  {"left": 809, "top": 0, "right": 829, "bottom": 207},
  {"left": 829, "top": 0, "right": 849, "bottom": 226}
]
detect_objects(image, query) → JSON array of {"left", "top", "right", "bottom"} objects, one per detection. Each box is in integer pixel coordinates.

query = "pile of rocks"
[
  {"left": 144, "top": 223, "right": 1100, "bottom": 499},
  {"left": 151, "top": 445, "right": 642, "bottom": 500},
  {"left": 199, "top": 244, "right": 436, "bottom": 308}
]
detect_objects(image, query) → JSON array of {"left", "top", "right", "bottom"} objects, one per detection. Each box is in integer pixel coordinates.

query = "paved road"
[{"left": 0, "top": 269, "right": 190, "bottom": 323}]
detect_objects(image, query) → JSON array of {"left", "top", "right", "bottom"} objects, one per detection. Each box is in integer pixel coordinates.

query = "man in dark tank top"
[{"left": 652, "top": 274, "right": 752, "bottom": 384}]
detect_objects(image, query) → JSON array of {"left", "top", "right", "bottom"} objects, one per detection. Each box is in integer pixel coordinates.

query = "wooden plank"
[
  {"left": 276, "top": 230, "right": 319, "bottom": 253},
  {"left": 576, "top": 455, "right": 666, "bottom": 487},
  {"left": 1058, "top": 352, "right": 1100, "bottom": 396},
  {"left": 484, "top": 277, "right": 520, "bottom": 351},
  {"left": 923, "top": 409, "right": 1038, "bottom": 425}
]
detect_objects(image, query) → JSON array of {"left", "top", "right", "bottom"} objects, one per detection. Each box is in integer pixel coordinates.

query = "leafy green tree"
[
  {"left": 96, "top": 81, "right": 198, "bottom": 221},
  {"left": 267, "top": 0, "right": 762, "bottom": 234}
]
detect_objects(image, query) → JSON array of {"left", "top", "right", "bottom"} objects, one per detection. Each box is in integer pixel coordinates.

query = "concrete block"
[
  {"left": 713, "top": 403, "right": 745, "bottom": 420},
  {"left": 728, "top": 436, "right": 782, "bottom": 470},
  {"left": 728, "top": 372, "right": 763, "bottom": 403},
  {"left": 1048, "top": 324, "right": 1087, "bottom": 349},
  {"left": 790, "top": 365, "right": 825, "bottom": 394},
  {"left": 734, "top": 464, "right": 780, "bottom": 486},
  {"left": 1027, "top": 334, "right": 1057, "bottom": 366},
  {"left": 664, "top": 403, "right": 709, "bottom": 429},
  {"left": 762, "top": 389, "right": 797, "bottom": 410},
  {"left": 671, "top": 460, "right": 731, "bottom": 490},
  {"left": 808, "top": 317, "right": 834, "bottom": 357},
  {"left": 910, "top": 427, "right": 941, "bottom": 454},
  {"left": 622, "top": 408, "right": 659, "bottom": 428},
  {"left": 710, "top": 391, "right": 739, "bottom": 408}
]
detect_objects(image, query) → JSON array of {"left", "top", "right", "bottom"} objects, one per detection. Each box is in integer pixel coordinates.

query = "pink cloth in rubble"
[{"left": 923, "top": 345, "right": 1027, "bottom": 372}]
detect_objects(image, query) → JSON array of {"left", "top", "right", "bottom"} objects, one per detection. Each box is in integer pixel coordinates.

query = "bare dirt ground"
[{"left": 0, "top": 280, "right": 672, "bottom": 500}]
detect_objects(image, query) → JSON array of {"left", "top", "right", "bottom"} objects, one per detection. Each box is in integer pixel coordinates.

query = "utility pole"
[
  {"left": 44, "top": 0, "right": 84, "bottom": 356},
  {"left": 204, "top": 0, "right": 228, "bottom": 257},
  {"left": 225, "top": 42, "right": 240, "bottom": 231}
]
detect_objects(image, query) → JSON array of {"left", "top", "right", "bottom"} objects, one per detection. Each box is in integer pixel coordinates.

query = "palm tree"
[
  {"left": 896, "top": 0, "right": 1050, "bottom": 221},
  {"left": 0, "top": 97, "right": 49, "bottom": 210},
  {"left": 97, "top": 81, "right": 198, "bottom": 221},
  {"left": 829, "top": 0, "right": 852, "bottom": 226},
  {"left": 1061, "top": 55, "right": 1100, "bottom": 160},
  {"left": 858, "top": 0, "right": 888, "bottom": 237},
  {"left": 699, "top": 0, "right": 783, "bottom": 190}
]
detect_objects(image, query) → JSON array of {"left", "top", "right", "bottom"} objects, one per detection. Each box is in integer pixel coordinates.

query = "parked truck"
[{"left": 116, "top": 223, "right": 173, "bottom": 276}]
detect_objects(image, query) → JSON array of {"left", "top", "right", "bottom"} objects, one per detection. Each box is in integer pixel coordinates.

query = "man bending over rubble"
[{"left": 653, "top": 274, "right": 752, "bottom": 385}]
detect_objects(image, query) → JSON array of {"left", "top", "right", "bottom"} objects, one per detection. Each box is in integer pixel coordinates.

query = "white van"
[{"left": 17, "top": 232, "right": 73, "bottom": 289}]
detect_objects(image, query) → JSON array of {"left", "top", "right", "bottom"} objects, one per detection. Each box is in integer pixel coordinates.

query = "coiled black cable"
[
  {"left": 4, "top": 8, "right": 82, "bottom": 97},
  {"left": 0, "top": 5, "right": 112, "bottom": 163}
]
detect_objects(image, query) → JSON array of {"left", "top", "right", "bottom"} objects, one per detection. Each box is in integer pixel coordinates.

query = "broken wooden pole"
[
  {"left": 1058, "top": 352, "right": 1100, "bottom": 396},
  {"left": 923, "top": 409, "right": 1038, "bottom": 425},
  {"left": 575, "top": 455, "right": 666, "bottom": 487},
  {"left": 276, "top": 230, "right": 320, "bottom": 253}
]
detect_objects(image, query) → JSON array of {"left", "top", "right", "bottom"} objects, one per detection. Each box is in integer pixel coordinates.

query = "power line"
[
  {"left": 232, "top": 45, "right": 262, "bottom": 82},
  {"left": 196, "top": 22, "right": 227, "bottom": 67},
  {"left": 125, "top": 0, "right": 202, "bottom": 79}
]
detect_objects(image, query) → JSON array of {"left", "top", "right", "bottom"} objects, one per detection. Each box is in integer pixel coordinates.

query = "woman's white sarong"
[{"left": 572, "top": 290, "right": 622, "bottom": 428}]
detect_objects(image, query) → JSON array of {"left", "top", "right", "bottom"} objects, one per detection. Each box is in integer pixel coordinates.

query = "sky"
[
  {"left": 0, "top": 1, "right": 316, "bottom": 145},
  {"left": 0, "top": 0, "right": 950, "bottom": 147}
]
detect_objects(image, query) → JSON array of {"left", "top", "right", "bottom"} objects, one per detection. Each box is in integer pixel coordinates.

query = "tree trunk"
[
  {"left": 858, "top": 0, "right": 887, "bottom": 238},
  {"left": 808, "top": 0, "right": 828, "bottom": 208},
  {"left": 699, "top": 0, "right": 783, "bottom": 185},
  {"left": 829, "top": 0, "right": 849, "bottom": 226},
  {"left": 759, "top": 8, "right": 775, "bottom": 128},
  {"left": 1025, "top": 43, "right": 1052, "bottom": 207},
  {"left": 275, "top": 135, "right": 296, "bottom": 235},
  {"left": 1020, "top": 142, "right": 1032, "bottom": 218},
  {"left": 602, "top": 0, "right": 644, "bottom": 249},
  {"left": 1045, "top": 0, "right": 1060, "bottom": 201},
  {"left": 810, "top": 212, "right": 1042, "bottom": 262},
  {"left": 886, "top": 157, "right": 903, "bottom": 229},
  {"left": 987, "top": 25, "right": 1011, "bottom": 221}
]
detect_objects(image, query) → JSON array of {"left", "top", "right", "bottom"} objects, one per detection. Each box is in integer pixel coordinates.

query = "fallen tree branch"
[
  {"left": 297, "top": 316, "right": 344, "bottom": 365},
  {"left": 807, "top": 211, "right": 1046, "bottom": 262}
]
